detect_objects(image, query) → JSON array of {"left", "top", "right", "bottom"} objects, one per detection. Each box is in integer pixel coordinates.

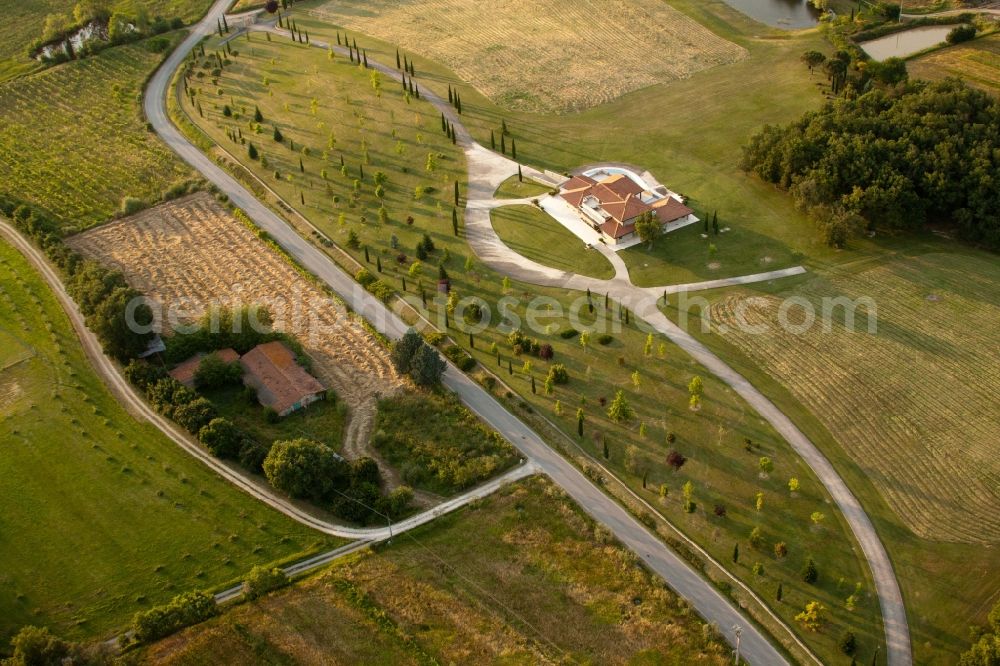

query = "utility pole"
[{"left": 733, "top": 625, "right": 742, "bottom": 665}]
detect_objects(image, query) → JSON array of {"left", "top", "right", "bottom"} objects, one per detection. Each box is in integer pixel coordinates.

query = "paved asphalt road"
[{"left": 140, "top": 2, "right": 795, "bottom": 662}]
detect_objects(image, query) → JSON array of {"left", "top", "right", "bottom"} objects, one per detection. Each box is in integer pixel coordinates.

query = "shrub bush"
[
  {"left": 242, "top": 565, "right": 288, "bottom": 600},
  {"left": 120, "top": 196, "right": 145, "bottom": 216},
  {"left": 130, "top": 591, "right": 218, "bottom": 643},
  {"left": 947, "top": 24, "right": 976, "bottom": 44},
  {"left": 597, "top": 333, "right": 613, "bottom": 345},
  {"left": 546, "top": 364, "right": 569, "bottom": 385},
  {"left": 442, "top": 344, "right": 476, "bottom": 371},
  {"left": 558, "top": 328, "right": 579, "bottom": 339}
]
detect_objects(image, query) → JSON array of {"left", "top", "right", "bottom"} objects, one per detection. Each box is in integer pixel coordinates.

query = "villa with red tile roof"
[{"left": 560, "top": 170, "right": 697, "bottom": 245}]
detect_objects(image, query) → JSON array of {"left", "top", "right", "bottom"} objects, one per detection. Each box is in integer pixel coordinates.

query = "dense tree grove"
[{"left": 741, "top": 79, "right": 1000, "bottom": 249}]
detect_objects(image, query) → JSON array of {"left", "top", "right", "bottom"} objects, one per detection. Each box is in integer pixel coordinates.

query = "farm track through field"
[{"left": 65, "top": 193, "right": 434, "bottom": 500}]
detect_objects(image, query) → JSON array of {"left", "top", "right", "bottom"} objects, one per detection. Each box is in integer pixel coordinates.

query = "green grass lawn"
[
  {"left": 621, "top": 216, "right": 801, "bottom": 287},
  {"left": 0, "top": 238, "right": 340, "bottom": 645},
  {"left": 0, "top": 35, "right": 196, "bottom": 233},
  {"left": 184, "top": 25, "right": 885, "bottom": 663},
  {"left": 201, "top": 385, "right": 347, "bottom": 453},
  {"left": 490, "top": 205, "right": 615, "bottom": 280},
  {"left": 493, "top": 174, "right": 552, "bottom": 199},
  {"left": 139, "top": 477, "right": 731, "bottom": 664}
]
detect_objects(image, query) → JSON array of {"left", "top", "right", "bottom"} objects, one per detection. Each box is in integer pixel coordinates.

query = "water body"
[
  {"left": 720, "top": 0, "right": 821, "bottom": 29},
  {"left": 859, "top": 25, "right": 956, "bottom": 61}
]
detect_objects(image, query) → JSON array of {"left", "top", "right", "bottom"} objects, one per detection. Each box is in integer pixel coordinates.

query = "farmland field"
[
  {"left": 304, "top": 0, "right": 747, "bottom": 113},
  {"left": 181, "top": 29, "right": 884, "bottom": 663},
  {"left": 0, "top": 0, "right": 213, "bottom": 81},
  {"left": 140, "top": 477, "right": 730, "bottom": 665},
  {"left": 490, "top": 205, "right": 615, "bottom": 279},
  {"left": 709, "top": 252, "right": 1000, "bottom": 545},
  {"left": 66, "top": 193, "right": 403, "bottom": 471},
  {"left": 0, "top": 37, "right": 195, "bottom": 233},
  {"left": 909, "top": 33, "right": 1000, "bottom": 94},
  {"left": 0, "top": 234, "right": 337, "bottom": 644}
]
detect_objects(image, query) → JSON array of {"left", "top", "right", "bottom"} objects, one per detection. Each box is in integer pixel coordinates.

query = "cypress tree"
[
  {"left": 454, "top": 181, "right": 459, "bottom": 206},
  {"left": 469, "top": 332, "right": 474, "bottom": 348},
  {"left": 448, "top": 85, "right": 453, "bottom": 104},
  {"left": 299, "top": 157, "right": 304, "bottom": 172},
  {"left": 776, "top": 583, "right": 783, "bottom": 602},
  {"left": 421, "top": 289, "right": 427, "bottom": 308},
  {"left": 490, "top": 130, "right": 495, "bottom": 150},
  {"left": 359, "top": 164, "right": 364, "bottom": 180},
  {"left": 603, "top": 437, "right": 609, "bottom": 460},
  {"left": 452, "top": 208, "right": 459, "bottom": 236},
  {"left": 305, "top": 31, "right": 309, "bottom": 44},
  {"left": 376, "top": 256, "right": 382, "bottom": 272},
  {"left": 511, "top": 138, "right": 517, "bottom": 160},
  {"left": 364, "top": 246, "right": 370, "bottom": 262},
  {"left": 518, "top": 165, "right": 523, "bottom": 182},
  {"left": 409, "top": 60, "right": 414, "bottom": 76},
  {"left": 289, "top": 138, "right": 294, "bottom": 150},
  {"left": 642, "top": 471, "right": 648, "bottom": 489},
  {"left": 577, "top": 412, "right": 584, "bottom": 437},
  {"left": 353, "top": 38, "right": 358, "bottom": 50},
  {"left": 401, "top": 276, "right": 407, "bottom": 291},
  {"left": 396, "top": 50, "right": 401, "bottom": 69},
  {"left": 712, "top": 210, "right": 719, "bottom": 235},
  {"left": 336, "top": 32, "right": 341, "bottom": 46},
  {"left": 531, "top": 376, "right": 536, "bottom": 394},
  {"left": 508, "top": 360, "right": 513, "bottom": 375},
  {"left": 408, "top": 79, "right": 415, "bottom": 95},
  {"left": 456, "top": 92, "right": 462, "bottom": 114},
  {"left": 604, "top": 292, "right": 609, "bottom": 308},
  {"left": 254, "top": 105, "right": 263, "bottom": 122},
  {"left": 414, "top": 83, "right": 420, "bottom": 99},
  {"left": 501, "top": 118, "right": 508, "bottom": 135},
  {"left": 340, "top": 154, "right": 344, "bottom": 167},
  {"left": 451, "top": 125, "right": 456, "bottom": 144},
  {"left": 401, "top": 73, "right": 407, "bottom": 91},
  {"left": 441, "top": 113, "right": 447, "bottom": 133},
  {"left": 217, "top": 18, "right": 223, "bottom": 37},
  {"left": 733, "top": 543, "right": 739, "bottom": 563},
  {"left": 222, "top": 14, "right": 228, "bottom": 32},
  {"left": 363, "top": 50, "right": 368, "bottom": 68},
  {"left": 300, "top": 192, "right": 304, "bottom": 205},
  {"left": 500, "top": 133, "right": 506, "bottom": 154}
]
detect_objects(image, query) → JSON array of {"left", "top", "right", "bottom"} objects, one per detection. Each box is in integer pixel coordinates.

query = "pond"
[
  {"left": 859, "top": 25, "right": 956, "bottom": 61},
  {"left": 720, "top": 0, "right": 821, "bottom": 29}
]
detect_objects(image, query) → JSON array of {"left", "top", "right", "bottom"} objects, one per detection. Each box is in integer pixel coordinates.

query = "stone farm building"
[
  {"left": 560, "top": 171, "right": 696, "bottom": 245},
  {"left": 169, "top": 341, "right": 325, "bottom": 417},
  {"left": 240, "top": 341, "right": 326, "bottom": 417}
]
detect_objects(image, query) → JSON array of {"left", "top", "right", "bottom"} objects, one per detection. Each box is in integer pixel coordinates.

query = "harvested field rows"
[
  {"left": 67, "top": 193, "right": 402, "bottom": 461},
  {"left": 0, "top": 41, "right": 191, "bottom": 232},
  {"left": 910, "top": 34, "right": 1000, "bottom": 94},
  {"left": 710, "top": 253, "right": 1000, "bottom": 543},
  {"left": 306, "top": 0, "right": 746, "bottom": 113}
]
